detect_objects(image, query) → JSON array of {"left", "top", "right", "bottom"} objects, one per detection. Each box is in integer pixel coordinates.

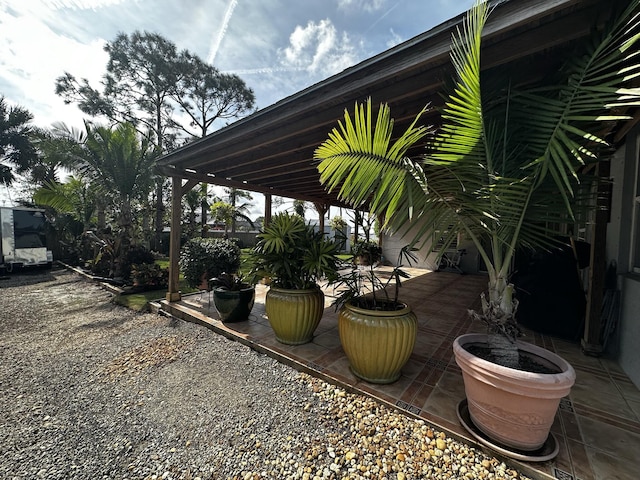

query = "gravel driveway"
[{"left": 0, "top": 268, "right": 529, "bottom": 480}]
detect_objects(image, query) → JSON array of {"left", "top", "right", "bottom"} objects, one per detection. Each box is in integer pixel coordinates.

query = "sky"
[{"left": 0, "top": 0, "right": 474, "bottom": 211}]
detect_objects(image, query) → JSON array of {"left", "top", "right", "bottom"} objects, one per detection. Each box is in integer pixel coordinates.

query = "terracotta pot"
[
  {"left": 265, "top": 287, "right": 324, "bottom": 345},
  {"left": 453, "top": 333, "right": 575, "bottom": 451},
  {"left": 212, "top": 286, "right": 255, "bottom": 323},
  {"left": 339, "top": 301, "right": 417, "bottom": 384}
]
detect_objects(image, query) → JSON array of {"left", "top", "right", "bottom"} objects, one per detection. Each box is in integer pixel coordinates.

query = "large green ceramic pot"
[
  {"left": 265, "top": 286, "right": 324, "bottom": 345},
  {"left": 339, "top": 300, "right": 417, "bottom": 384},
  {"left": 212, "top": 286, "right": 255, "bottom": 323}
]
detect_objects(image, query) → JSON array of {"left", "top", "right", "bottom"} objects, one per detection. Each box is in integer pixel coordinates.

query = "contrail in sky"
[
  {"left": 224, "top": 66, "right": 306, "bottom": 75},
  {"left": 365, "top": 1, "right": 399, "bottom": 33},
  {"left": 207, "top": 0, "right": 238, "bottom": 65}
]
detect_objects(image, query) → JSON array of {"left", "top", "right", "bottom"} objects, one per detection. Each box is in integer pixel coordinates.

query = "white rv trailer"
[{"left": 0, "top": 207, "right": 53, "bottom": 272}]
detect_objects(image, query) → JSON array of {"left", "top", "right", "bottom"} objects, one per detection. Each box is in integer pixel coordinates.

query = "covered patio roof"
[{"left": 157, "top": 0, "right": 633, "bottom": 207}]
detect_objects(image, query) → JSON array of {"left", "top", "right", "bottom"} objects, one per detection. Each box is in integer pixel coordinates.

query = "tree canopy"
[
  {"left": 55, "top": 30, "right": 256, "bottom": 249},
  {"left": 55, "top": 30, "right": 255, "bottom": 149},
  {"left": 0, "top": 96, "right": 37, "bottom": 185}
]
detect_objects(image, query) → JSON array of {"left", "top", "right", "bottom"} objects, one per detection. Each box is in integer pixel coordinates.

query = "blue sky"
[
  {"left": 0, "top": 0, "right": 474, "bottom": 211},
  {"left": 0, "top": 0, "right": 474, "bottom": 130}
]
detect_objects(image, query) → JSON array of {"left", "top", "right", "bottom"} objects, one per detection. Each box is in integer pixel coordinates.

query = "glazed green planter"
[
  {"left": 265, "top": 287, "right": 324, "bottom": 345},
  {"left": 339, "top": 301, "right": 417, "bottom": 384},
  {"left": 212, "top": 286, "right": 255, "bottom": 323}
]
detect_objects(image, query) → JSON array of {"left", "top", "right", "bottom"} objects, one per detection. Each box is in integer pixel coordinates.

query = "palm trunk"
[
  {"left": 96, "top": 200, "right": 106, "bottom": 231},
  {"left": 471, "top": 276, "right": 521, "bottom": 369},
  {"left": 115, "top": 201, "right": 133, "bottom": 279},
  {"left": 154, "top": 180, "right": 164, "bottom": 251},
  {"left": 142, "top": 205, "right": 150, "bottom": 250},
  {"left": 200, "top": 183, "right": 208, "bottom": 237}
]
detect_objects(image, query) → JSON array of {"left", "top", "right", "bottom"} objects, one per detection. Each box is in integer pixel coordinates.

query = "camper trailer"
[{"left": 0, "top": 207, "right": 53, "bottom": 272}]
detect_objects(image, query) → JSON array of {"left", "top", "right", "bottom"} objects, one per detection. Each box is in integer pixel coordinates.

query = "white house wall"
[
  {"left": 608, "top": 125, "right": 640, "bottom": 389},
  {"left": 380, "top": 223, "right": 480, "bottom": 274},
  {"left": 619, "top": 277, "right": 640, "bottom": 388}
]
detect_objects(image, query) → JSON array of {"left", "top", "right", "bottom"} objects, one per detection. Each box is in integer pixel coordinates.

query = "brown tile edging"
[{"left": 158, "top": 298, "right": 556, "bottom": 480}]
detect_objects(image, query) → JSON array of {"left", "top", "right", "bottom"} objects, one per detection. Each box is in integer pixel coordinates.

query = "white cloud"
[
  {"left": 0, "top": 5, "right": 109, "bottom": 127},
  {"left": 386, "top": 27, "right": 403, "bottom": 48},
  {"left": 280, "top": 19, "right": 358, "bottom": 77},
  {"left": 336, "top": 0, "right": 386, "bottom": 13},
  {"left": 40, "top": 0, "right": 128, "bottom": 10}
]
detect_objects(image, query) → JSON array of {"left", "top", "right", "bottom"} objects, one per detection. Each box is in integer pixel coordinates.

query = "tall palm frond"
[
  {"left": 34, "top": 177, "right": 97, "bottom": 229},
  {"left": 81, "top": 122, "right": 157, "bottom": 205},
  {"left": 315, "top": 0, "right": 640, "bottom": 346}
]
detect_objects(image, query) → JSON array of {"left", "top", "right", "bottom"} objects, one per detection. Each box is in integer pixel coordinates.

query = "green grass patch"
[
  {"left": 114, "top": 258, "right": 197, "bottom": 311},
  {"left": 115, "top": 288, "right": 167, "bottom": 311}
]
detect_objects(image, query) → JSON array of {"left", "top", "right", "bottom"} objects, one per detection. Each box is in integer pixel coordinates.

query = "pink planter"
[{"left": 453, "top": 333, "right": 575, "bottom": 451}]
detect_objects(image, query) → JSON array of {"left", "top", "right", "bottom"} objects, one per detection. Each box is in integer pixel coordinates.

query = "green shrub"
[
  {"left": 122, "top": 245, "right": 156, "bottom": 280},
  {"left": 131, "top": 263, "right": 169, "bottom": 288},
  {"left": 352, "top": 239, "right": 382, "bottom": 265},
  {"left": 179, "top": 237, "right": 241, "bottom": 288}
]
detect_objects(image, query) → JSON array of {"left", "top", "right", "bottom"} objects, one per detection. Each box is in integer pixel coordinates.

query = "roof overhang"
[{"left": 157, "top": 0, "right": 635, "bottom": 207}]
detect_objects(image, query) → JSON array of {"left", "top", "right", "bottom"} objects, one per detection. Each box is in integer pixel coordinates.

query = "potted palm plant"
[
  {"left": 315, "top": 0, "right": 640, "bottom": 453},
  {"left": 333, "top": 246, "right": 418, "bottom": 384},
  {"left": 248, "top": 212, "right": 341, "bottom": 345}
]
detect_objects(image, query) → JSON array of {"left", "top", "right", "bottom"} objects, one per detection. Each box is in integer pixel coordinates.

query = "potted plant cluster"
[
  {"left": 351, "top": 238, "right": 382, "bottom": 266},
  {"left": 332, "top": 246, "right": 418, "bottom": 384},
  {"left": 314, "top": 0, "right": 640, "bottom": 454},
  {"left": 208, "top": 272, "right": 255, "bottom": 323},
  {"left": 130, "top": 263, "right": 169, "bottom": 289},
  {"left": 178, "top": 237, "right": 241, "bottom": 290},
  {"left": 248, "top": 212, "right": 341, "bottom": 345}
]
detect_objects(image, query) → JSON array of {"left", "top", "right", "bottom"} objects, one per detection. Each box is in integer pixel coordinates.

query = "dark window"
[{"left": 13, "top": 210, "right": 46, "bottom": 249}]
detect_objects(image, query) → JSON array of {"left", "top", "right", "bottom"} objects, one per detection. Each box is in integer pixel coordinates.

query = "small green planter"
[
  {"left": 339, "top": 300, "right": 417, "bottom": 384},
  {"left": 265, "top": 287, "right": 324, "bottom": 345},
  {"left": 212, "top": 286, "right": 255, "bottom": 323}
]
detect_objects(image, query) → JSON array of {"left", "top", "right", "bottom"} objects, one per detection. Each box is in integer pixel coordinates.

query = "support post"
[
  {"left": 264, "top": 194, "right": 272, "bottom": 227},
  {"left": 166, "top": 177, "right": 199, "bottom": 302},
  {"left": 581, "top": 161, "right": 611, "bottom": 356}
]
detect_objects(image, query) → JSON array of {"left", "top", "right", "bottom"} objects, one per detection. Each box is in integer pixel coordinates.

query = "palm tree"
[
  {"left": 81, "top": 122, "right": 156, "bottom": 265},
  {"left": 225, "top": 187, "right": 254, "bottom": 233},
  {"left": 28, "top": 127, "right": 85, "bottom": 187},
  {"left": 0, "top": 96, "right": 37, "bottom": 185},
  {"left": 183, "top": 187, "right": 202, "bottom": 237},
  {"left": 49, "top": 121, "right": 157, "bottom": 275},
  {"left": 292, "top": 199, "right": 307, "bottom": 218},
  {"left": 315, "top": 0, "right": 640, "bottom": 367},
  {"left": 34, "top": 177, "right": 97, "bottom": 232},
  {"left": 210, "top": 199, "right": 255, "bottom": 235},
  {"left": 209, "top": 200, "right": 234, "bottom": 234}
]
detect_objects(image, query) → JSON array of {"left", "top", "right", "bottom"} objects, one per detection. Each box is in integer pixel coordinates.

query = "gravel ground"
[{"left": 0, "top": 268, "right": 531, "bottom": 480}]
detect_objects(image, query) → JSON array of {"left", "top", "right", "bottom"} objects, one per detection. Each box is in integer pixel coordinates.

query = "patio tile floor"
[{"left": 158, "top": 268, "right": 640, "bottom": 480}]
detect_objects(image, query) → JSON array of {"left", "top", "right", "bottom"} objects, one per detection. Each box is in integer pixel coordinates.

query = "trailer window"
[{"left": 13, "top": 210, "right": 46, "bottom": 249}]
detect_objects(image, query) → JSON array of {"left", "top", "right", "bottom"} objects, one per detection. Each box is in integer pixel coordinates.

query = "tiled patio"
[{"left": 158, "top": 269, "right": 640, "bottom": 480}]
